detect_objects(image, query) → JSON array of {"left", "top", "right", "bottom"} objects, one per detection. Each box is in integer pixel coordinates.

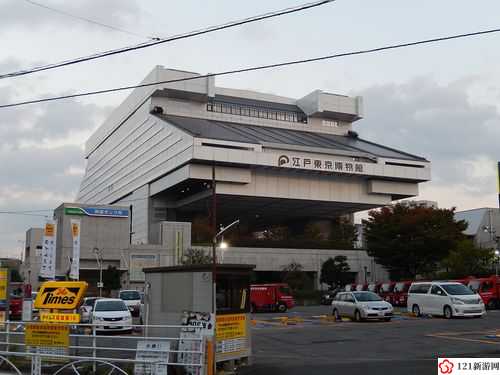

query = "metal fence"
[{"left": 0, "top": 320, "right": 207, "bottom": 375}]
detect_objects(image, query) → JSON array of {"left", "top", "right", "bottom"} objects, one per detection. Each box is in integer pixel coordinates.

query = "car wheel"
[
  {"left": 443, "top": 305, "right": 453, "bottom": 319},
  {"left": 332, "top": 309, "right": 341, "bottom": 321},
  {"left": 412, "top": 304, "right": 421, "bottom": 317},
  {"left": 354, "top": 310, "right": 362, "bottom": 322},
  {"left": 277, "top": 303, "right": 287, "bottom": 313}
]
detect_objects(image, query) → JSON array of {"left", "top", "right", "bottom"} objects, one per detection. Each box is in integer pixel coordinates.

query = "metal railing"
[{"left": 0, "top": 320, "right": 207, "bottom": 375}]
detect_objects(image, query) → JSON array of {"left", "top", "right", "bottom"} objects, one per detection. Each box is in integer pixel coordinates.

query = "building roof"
[
  {"left": 158, "top": 114, "right": 428, "bottom": 162},
  {"left": 455, "top": 208, "right": 489, "bottom": 236}
]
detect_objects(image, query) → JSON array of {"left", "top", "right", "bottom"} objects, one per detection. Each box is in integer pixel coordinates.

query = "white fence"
[{"left": 0, "top": 321, "right": 207, "bottom": 375}]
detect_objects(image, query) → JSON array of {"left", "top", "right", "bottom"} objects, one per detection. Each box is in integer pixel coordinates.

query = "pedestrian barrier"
[{"left": 0, "top": 320, "right": 207, "bottom": 375}]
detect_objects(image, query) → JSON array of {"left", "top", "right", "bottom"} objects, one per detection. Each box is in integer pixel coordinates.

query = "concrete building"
[
  {"left": 22, "top": 228, "right": 44, "bottom": 289},
  {"left": 75, "top": 66, "right": 431, "bottom": 285},
  {"left": 455, "top": 208, "right": 500, "bottom": 250},
  {"left": 24, "top": 203, "right": 193, "bottom": 292}
]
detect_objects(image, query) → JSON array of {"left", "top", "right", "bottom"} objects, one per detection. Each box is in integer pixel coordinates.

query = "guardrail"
[{"left": 0, "top": 320, "right": 207, "bottom": 375}]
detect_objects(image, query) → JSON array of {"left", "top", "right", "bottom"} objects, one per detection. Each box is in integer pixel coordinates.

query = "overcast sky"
[{"left": 1, "top": 0, "right": 499, "bottom": 257}]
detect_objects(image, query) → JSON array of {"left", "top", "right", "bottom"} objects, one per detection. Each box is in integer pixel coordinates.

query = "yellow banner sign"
[
  {"left": 25, "top": 323, "right": 69, "bottom": 347},
  {"left": 34, "top": 281, "right": 88, "bottom": 310},
  {"left": 0, "top": 269, "right": 7, "bottom": 300},
  {"left": 40, "top": 312, "right": 80, "bottom": 323},
  {"left": 216, "top": 314, "right": 247, "bottom": 341},
  {"left": 44, "top": 223, "right": 55, "bottom": 237}
]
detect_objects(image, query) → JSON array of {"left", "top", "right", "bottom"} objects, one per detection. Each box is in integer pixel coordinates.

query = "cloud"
[
  {"left": 0, "top": 68, "right": 111, "bottom": 254},
  {"left": 0, "top": 0, "right": 143, "bottom": 32},
  {"left": 354, "top": 77, "right": 500, "bottom": 210}
]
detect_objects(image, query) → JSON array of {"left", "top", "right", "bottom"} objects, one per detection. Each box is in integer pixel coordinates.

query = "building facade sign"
[
  {"left": 40, "top": 220, "right": 57, "bottom": 279},
  {"left": 64, "top": 207, "right": 129, "bottom": 218},
  {"left": 278, "top": 154, "right": 366, "bottom": 174},
  {"left": 69, "top": 219, "right": 81, "bottom": 280}
]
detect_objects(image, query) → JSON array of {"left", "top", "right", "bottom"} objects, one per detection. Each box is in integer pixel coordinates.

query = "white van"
[{"left": 407, "top": 281, "right": 485, "bottom": 319}]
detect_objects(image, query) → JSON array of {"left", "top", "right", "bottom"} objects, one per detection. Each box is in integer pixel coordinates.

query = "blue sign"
[{"left": 65, "top": 207, "right": 129, "bottom": 218}]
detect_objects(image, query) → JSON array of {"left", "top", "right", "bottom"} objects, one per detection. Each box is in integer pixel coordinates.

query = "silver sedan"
[{"left": 331, "top": 291, "right": 393, "bottom": 322}]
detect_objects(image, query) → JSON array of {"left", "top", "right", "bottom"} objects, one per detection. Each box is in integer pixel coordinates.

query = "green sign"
[{"left": 64, "top": 207, "right": 84, "bottom": 216}]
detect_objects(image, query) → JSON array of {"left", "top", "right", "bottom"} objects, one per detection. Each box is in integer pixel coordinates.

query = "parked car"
[
  {"left": 379, "top": 282, "right": 396, "bottom": 304},
  {"left": 250, "top": 283, "right": 295, "bottom": 313},
  {"left": 344, "top": 283, "right": 356, "bottom": 292},
  {"left": 407, "top": 281, "right": 485, "bottom": 319},
  {"left": 355, "top": 283, "right": 368, "bottom": 292},
  {"left": 79, "top": 297, "right": 101, "bottom": 323},
  {"left": 467, "top": 276, "right": 500, "bottom": 309},
  {"left": 92, "top": 298, "right": 133, "bottom": 333},
  {"left": 331, "top": 291, "right": 393, "bottom": 322},
  {"left": 118, "top": 290, "right": 141, "bottom": 317},
  {"left": 320, "top": 288, "right": 340, "bottom": 305},
  {"left": 367, "top": 282, "right": 381, "bottom": 295},
  {"left": 393, "top": 281, "right": 412, "bottom": 307}
]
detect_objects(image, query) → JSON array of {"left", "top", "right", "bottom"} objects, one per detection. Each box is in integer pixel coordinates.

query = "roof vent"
[
  {"left": 347, "top": 130, "right": 358, "bottom": 138},
  {"left": 152, "top": 106, "right": 164, "bottom": 114}
]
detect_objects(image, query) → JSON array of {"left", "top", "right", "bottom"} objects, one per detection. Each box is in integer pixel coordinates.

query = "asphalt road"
[{"left": 242, "top": 306, "right": 500, "bottom": 375}]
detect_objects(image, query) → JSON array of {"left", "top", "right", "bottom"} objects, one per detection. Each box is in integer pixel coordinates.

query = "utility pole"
[{"left": 93, "top": 247, "right": 103, "bottom": 297}]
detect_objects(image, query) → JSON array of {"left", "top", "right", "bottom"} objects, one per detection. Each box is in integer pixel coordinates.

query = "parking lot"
[{"left": 242, "top": 306, "right": 500, "bottom": 375}]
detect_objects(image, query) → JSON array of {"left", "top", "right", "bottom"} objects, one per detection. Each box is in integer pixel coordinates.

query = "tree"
[
  {"left": 363, "top": 204, "right": 467, "bottom": 279},
  {"left": 320, "top": 256, "right": 351, "bottom": 289},
  {"left": 281, "top": 262, "right": 310, "bottom": 291},
  {"left": 102, "top": 265, "right": 121, "bottom": 294},
  {"left": 441, "top": 239, "right": 495, "bottom": 278},
  {"left": 181, "top": 248, "right": 213, "bottom": 265}
]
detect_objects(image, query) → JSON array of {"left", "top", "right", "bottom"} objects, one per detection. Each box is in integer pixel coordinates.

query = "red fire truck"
[
  {"left": 392, "top": 281, "right": 412, "bottom": 307},
  {"left": 379, "top": 282, "right": 396, "bottom": 304},
  {"left": 250, "top": 283, "right": 295, "bottom": 313},
  {"left": 467, "top": 276, "right": 500, "bottom": 309}
]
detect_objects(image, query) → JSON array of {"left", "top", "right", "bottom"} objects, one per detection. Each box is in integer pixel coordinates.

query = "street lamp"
[{"left": 93, "top": 247, "right": 103, "bottom": 297}]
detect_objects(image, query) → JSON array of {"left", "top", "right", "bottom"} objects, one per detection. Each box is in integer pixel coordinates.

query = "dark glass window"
[{"left": 216, "top": 277, "right": 250, "bottom": 314}]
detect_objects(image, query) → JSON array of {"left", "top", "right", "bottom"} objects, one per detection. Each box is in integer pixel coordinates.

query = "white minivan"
[{"left": 407, "top": 281, "right": 485, "bottom": 319}]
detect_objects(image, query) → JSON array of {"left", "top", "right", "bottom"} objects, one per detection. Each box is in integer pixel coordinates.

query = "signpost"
[
  {"left": 25, "top": 323, "right": 69, "bottom": 347},
  {"left": 40, "top": 312, "right": 80, "bottom": 323},
  {"left": 216, "top": 314, "right": 249, "bottom": 361},
  {"left": 134, "top": 340, "right": 170, "bottom": 375},
  {"left": 34, "top": 281, "right": 88, "bottom": 310}
]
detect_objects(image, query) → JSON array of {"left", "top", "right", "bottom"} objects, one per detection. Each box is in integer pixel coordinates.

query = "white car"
[
  {"left": 119, "top": 290, "right": 141, "bottom": 317},
  {"left": 407, "top": 281, "right": 485, "bottom": 319},
  {"left": 79, "top": 297, "right": 101, "bottom": 323},
  {"left": 92, "top": 298, "right": 133, "bottom": 333},
  {"left": 331, "top": 291, "right": 393, "bottom": 322}
]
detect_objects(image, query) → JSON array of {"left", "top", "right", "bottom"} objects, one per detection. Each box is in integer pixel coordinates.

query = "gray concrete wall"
[
  {"left": 197, "top": 246, "right": 388, "bottom": 286},
  {"left": 23, "top": 228, "right": 43, "bottom": 290},
  {"left": 54, "top": 203, "right": 130, "bottom": 277}
]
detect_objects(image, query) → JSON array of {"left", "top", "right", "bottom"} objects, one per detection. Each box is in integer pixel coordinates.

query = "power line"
[
  {"left": 0, "top": 211, "right": 50, "bottom": 217},
  {"left": 1, "top": 26, "right": 500, "bottom": 109},
  {"left": 22, "top": 0, "right": 155, "bottom": 40},
  {"left": 1, "top": 0, "right": 335, "bottom": 80}
]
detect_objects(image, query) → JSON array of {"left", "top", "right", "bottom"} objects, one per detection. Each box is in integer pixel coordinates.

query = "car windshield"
[
  {"left": 441, "top": 284, "right": 475, "bottom": 296},
  {"left": 394, "top": 283, "right": 407, "bottom": 292},
  {"left": 381, "top": 284, "right": 392, "bottom": 292},
  {"left": 119, "top": 291, "right": 140, "bottom": 300},
  {"left": 353, "top": 292, "right": 382, "bottom": 302},
  {"left": 94, "top": 300, "right": 128, "bottom": 312},
  {"left": 468, "top": 280, "right": 480, "bottom": 292},
  {"left": 279, "top": 287, "right": 291, "bottom": 295},
  {"left": 84, "top": 298, "right": 98, "bottom": 306}
]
